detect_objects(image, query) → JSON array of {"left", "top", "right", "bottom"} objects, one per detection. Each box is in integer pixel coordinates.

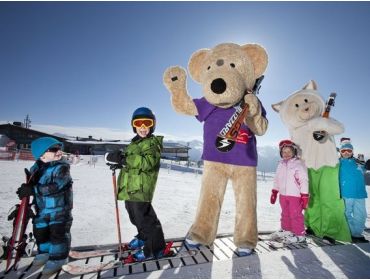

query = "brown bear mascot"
[{"left": 163, "top": 42, "right": 268, "bottom": 255}]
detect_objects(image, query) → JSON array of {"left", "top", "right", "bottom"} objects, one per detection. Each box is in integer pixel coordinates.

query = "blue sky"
[{"left": 1, "top": 2, "right": 370, "bottom": 156}]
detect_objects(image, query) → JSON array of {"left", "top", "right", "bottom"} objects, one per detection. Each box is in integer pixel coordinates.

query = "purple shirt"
[{"left": 194, "top": 97, "right": 266, "bottom": 166}]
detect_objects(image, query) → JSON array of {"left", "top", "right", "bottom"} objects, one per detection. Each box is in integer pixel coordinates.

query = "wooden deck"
[{"left": 0, "top": 232, "right": 348, "bottom": 279}]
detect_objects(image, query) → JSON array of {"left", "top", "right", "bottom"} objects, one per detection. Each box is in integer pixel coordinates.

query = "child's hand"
[
  {"left": 16, "top": 183, "right": 34, "bottom": 200},
  {"left": 301, "top": 193, "right": 310, "bottom": 209},
  {"left": 270, "top": 189, "right": 278, "bottom": 204}
]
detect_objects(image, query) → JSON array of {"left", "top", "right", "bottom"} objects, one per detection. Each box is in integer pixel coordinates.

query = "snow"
[
  {"left": 1, "top": 157, "right": 370, "bottom": 278},
  {"left": 0, "top": 157, "right": 282, "bottom": 246}
]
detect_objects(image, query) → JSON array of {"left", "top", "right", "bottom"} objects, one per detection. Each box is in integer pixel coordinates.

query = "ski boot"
[
  {"left": 269, "top": 229, "right": 291, "bottom": 241},
  {"left": 237, "top": 247, "right": 254, "bottom": 257},
  {"left": 42, "top": 258, "right": 67, "bottom": 275},
  {"left": 351, "top": 235, "right": 369, "bottom": 243},
  {"left": 128, "top": 237, "right": 145, "bottom": 250},
  {"left": 0, "top": 234, "right": 6, "bottom": 260},
  {"left": 33, "top": 253, "right": 49, "bottom": 266},
  {"left": 282, "top": 234, "right": 306, "bottom": 244},
  {"left": 123, "top": 241, "right": 174, "bottom": 263},
  {"left": 184, "top": 234, "right": 201, "bottom": 248},
  {"left": 25, "top": 232, "right": 36, "bottom": 257}
]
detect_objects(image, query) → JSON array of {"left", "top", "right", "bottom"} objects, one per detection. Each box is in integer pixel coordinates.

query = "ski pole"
[{"left": 111, "top": 168, "right": 123, "bottom": 260}]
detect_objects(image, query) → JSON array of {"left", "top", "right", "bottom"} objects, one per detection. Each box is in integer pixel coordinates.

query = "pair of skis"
[
  {"left": 63, "top": 241, "right": 198, "bottom": 275},
  {"left": 258, "top": 235, "right": 308, "bottom": 249},
  {"left": 5, "top": 169, "right": 35, "bottom": 273}
]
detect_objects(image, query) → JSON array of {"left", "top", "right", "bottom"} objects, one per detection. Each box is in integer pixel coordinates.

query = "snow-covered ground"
[{"left": 0, "top": 157, "right": 369, "bottom": 249}]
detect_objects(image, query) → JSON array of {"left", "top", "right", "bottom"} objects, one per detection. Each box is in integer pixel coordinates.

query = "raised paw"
[{"left": 163, "top": 66, "right": 187, "bottom": 94}]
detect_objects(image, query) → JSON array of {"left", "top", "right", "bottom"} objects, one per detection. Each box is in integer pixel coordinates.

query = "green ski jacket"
[{"left": 117, "top": 135, "right": 163, "bottom": 202}]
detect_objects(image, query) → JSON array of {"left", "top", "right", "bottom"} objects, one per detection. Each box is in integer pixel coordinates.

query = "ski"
[
  {"left": 69, "top": 248, "right": 122, "bottom": 259},
  {"left": 62, "top": 249, "right": 198, "bottom": 276},
  {"left": 69, "top": 240, "right": 180, "bottom": 259},
  {"left": 69, "top": 243, "right": 133, "bottom": 259},
  {"left": 5, "top": 169, "right": 35, "bottom": 272},
  {"left": 215, "top": 75, "right": 264, "bottom": 152},
  {"left": 258, "top": 234, "right": 306, "bottom": 249}
]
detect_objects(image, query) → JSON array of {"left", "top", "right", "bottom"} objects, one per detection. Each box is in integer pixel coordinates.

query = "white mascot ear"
[
  {"left": 271, "top": 101, "right": 283, "bottom": 113},
  {"left": 302, "top": 80, "right": 317, "bottom": 90}
]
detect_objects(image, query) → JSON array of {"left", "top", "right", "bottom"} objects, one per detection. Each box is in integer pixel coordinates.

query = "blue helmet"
[
  {"left": 31, "top": 137, "right": 63, "bottom": 159},
  {"left": 131, "top": 107, "right": 156, "bottom": 133}
]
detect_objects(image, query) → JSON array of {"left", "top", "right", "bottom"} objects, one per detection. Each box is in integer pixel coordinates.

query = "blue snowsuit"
[
  {"left": 339, "top": 157, "right": 368, "bottom": 238},
  {"left": 30, "top": 159, "right": 73, "bottom": 260}
]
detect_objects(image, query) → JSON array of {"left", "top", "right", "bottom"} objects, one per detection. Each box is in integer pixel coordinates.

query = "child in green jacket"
[{"left": 105, "top": 107, "right": 166, "bottom": 261}]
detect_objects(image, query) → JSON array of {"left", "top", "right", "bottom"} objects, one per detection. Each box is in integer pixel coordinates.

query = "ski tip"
[{"left": 61, "top": 264, "right": 73, "bottom": 272}]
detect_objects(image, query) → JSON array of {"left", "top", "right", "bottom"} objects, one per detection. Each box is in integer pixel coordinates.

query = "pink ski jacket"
[{"left": 273, "top": 158, "right": 308, "bottom": 197}]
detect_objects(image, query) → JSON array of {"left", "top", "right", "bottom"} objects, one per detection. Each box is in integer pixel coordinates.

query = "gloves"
[
  {"left": 105, "top": 150, "right": 125, "bottom": 169},
  {"left": 16, "top": 183, "right": 34, "bottom": 200},
  {"left": 24, "top": 165, "right": 43, "bottom": 186},
  {"left": 301, "top": 193, "right": 310, "bottom": 209},
  {"left": 270, "top": 189, "right": 278, "bottom": 204},
  {"left": 365, "top": 159, "right": 370, "bottom": 171}
]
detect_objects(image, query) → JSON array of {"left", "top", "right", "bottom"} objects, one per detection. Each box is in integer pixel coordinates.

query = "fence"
[{"left": 0, "top": 149, "right": 34, "bottom": 161}]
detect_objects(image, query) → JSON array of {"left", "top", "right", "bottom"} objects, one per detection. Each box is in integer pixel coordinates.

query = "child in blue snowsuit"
[
  {"left": 338, "top": 138, "right": 369, "bottom": 243},
  {"left": 16, "top": 137, "right": 73, "bottom": 274}
]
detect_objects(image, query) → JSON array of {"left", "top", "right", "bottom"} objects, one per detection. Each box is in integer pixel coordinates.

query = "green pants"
[{"left": 304, "top": 165, "right": 351, "bottom": 242}]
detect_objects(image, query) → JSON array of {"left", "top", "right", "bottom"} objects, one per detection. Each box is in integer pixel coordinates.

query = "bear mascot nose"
[{"left": 211, "top": 78, "right": 227, "bottom": 94}]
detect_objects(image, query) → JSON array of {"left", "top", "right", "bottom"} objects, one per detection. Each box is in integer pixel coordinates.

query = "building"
[{"left": 0, "top": 122, "right": 190, "bottom": 160}]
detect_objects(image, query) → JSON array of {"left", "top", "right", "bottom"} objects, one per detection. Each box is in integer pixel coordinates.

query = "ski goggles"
[
  {"left": 47, "top": 146, "right": 62, "bottom": 153},
  {"left": 132, "top": 118, "right": 154, "bottom": 129},
  {"left": 340, "top": 149, "right": 353, "bottom": 153},
  {"left": 279, "top": 140, "right": 296, "bottom": 150}
]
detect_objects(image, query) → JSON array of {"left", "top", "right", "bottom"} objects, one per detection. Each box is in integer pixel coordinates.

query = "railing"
[{"left": 0, "top": 149, "right": 34, "bottom": 161}]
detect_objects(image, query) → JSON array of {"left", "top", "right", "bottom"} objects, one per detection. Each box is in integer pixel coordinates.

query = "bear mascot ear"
[
  {"left": 188, "top": 48, "right": 209, "bottom": 83},
  {"left": 302, "top": 80, "right": 318, "bottom": 90},
  {"left": 272, "top": 101, "right": 283, "bottom": 113},
  {"left": 242, "top": 44, "right": 268, "bottom": 78}
]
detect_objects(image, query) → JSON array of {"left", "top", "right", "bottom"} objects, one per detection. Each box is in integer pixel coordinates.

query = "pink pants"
[{"left": 279, "top": 195, "right": 305, "bottom": 236}]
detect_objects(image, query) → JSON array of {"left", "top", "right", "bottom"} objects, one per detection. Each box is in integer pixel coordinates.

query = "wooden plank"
[
  {"left": 256, "top": 241, "right": 274, "bottom": 253},
  {"left": 177, "top": 245, "right": 198, "bottom": 266},
  {"left": 220, "top": 237, "right": 241, "bottom": 256},
  {"left": 1, "top": 257, "right": 37, "bottom": 279},
  {"left": 143, "top": 259, "right": 160, "bottom": 272},
  {"left": 114, "top": 261, "right": 129, "bottom": 277},
  {"left": 192, "top": 245, "right": 216, "bottom": 263},
  {"left": 213, "top": 238, "right": 234, "bottom": 259}
]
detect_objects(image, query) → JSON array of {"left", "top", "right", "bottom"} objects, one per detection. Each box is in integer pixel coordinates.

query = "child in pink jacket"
[{"left": 270, "top": 140, "right": 309, "bottom": 244}]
